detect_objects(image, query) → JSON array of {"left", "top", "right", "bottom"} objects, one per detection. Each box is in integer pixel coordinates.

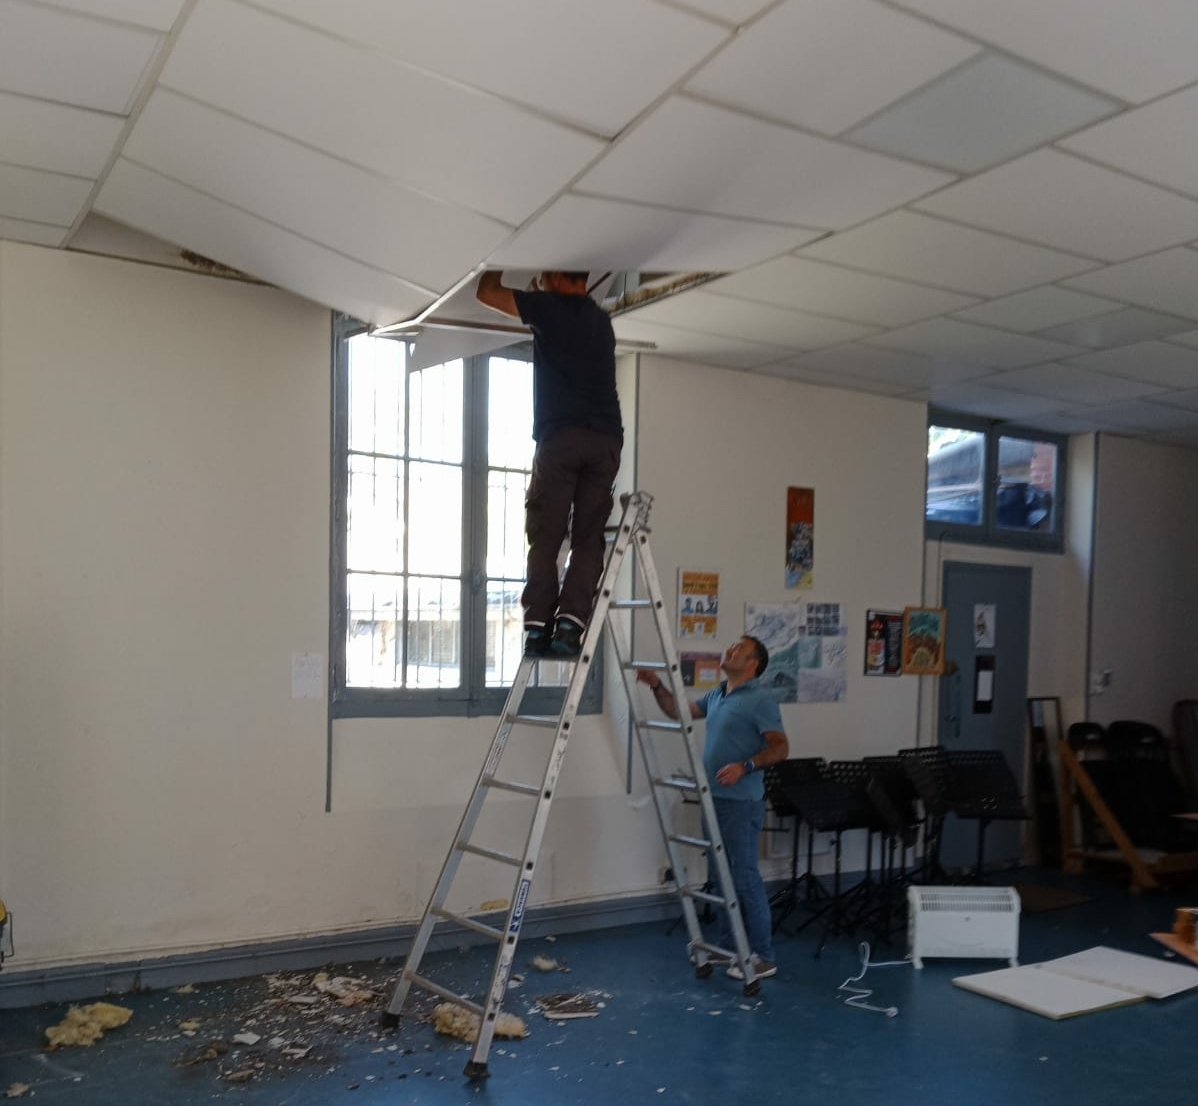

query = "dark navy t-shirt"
[{"left": 513, "top": 289, "right": 622, "bottom": 443}]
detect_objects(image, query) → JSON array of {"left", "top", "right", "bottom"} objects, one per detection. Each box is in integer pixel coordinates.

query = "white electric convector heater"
[{"left": 907, "top": 886, "right": 1021, "bottom": 968}]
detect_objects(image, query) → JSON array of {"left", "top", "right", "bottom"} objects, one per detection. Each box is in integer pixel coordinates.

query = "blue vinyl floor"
[{"left": 2, "top": 868, "right": 1195, "bottom": 1106}]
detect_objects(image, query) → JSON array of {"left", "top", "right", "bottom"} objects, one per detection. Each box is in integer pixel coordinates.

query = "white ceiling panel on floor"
[
  {"left": 846, "top": 53, "right": 1118, "bottom": 173},
  {"left": 0, "top": 0, "right": 162, "bottom": 114},
  {"left": 986, "top": 362, "right": 1168, "bottom": 405},
  {"left": 796, "top": 342, "right": 988, "bottom": 389},
  {"left": 1064, "top": 248, "right": 1198, "bottom": 322},
  {"left": 94, "top": 159, "right": 435, "bottom": 326},
  {"left": 611, "top": 315, "right": 794, "bottom": 370},
  {"left": 577, "top": 97, "right": 954, "bottom": 231},
  {"left": 921, "top": 379, "right": 1065, "bottom": 421},
  {"left": 706, "top": 255, "right": 978, "bottom": 329},
  {"left": 914, "top": 149, "right": 1198, "bottom": 263},
  {"left": 863, "top": 317, "right": 1081, "bottom": 368},
  {"left": 952, "top": 286, "right": 1121, "bottom": 333},
  {"left": 626, "top": 289, "right": 877, "bottom": 351},
  {"left": 252, "top": 0, "right": 727, "bottom": 137},
  {"left": 159, "top": 0, "right": 604, "bottom": 227},
  {"left": 123, "top": 90, "right": 512, "bottom": 292},
  {"left": 1064, "top": 341, "right": 1198, "bottom": 389},
  {"left": 0, "top": 216, "right": 68, "bottom": 248},
  {"left": 1037, "top": 307, "right": 1194, "bottom": 350},
  {"left": 687, "top": 0, "right": 978, "bottom": 136},
  {"left": 489, "top": 193, "right": 821, "bottom": 272},
  {"left": 0, "top": 162, "right": 95, "bottom": 226},
  {"left": 0, "top": 91, "right": 125, "bottom": 178},
  {"left": 800, "top": 210, "right": 1096, "bottom": 297},
  {"left": 1083, "top": 398, "right": 1198, "bottom": 432},
  {"left": 890, "top": 0, "right": 1198, "bottom": 104},
  {"left": 43, "top": 0, "right": 187, "bottom": 32},
  {"left": 1061, "top": 85, "right": 1198, "bottom": 201}
]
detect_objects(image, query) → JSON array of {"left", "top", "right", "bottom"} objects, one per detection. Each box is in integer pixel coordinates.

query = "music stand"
[
  {"left": 943, "top": 749, "right": 1029, "bottom": 883},
  {"left": 764, "top": 758, "right": 829, "bottom": 934},
  {"left": 899, "top": 746, "right": 954, "bottom": 884}
]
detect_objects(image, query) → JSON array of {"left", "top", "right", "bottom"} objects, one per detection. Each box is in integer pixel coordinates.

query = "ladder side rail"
[
  {"left": 631, "top": 530, "right": 756, "bottom": 978},
  {"left": 386, "top": 657, "right": 539, "bottom": 1017}
]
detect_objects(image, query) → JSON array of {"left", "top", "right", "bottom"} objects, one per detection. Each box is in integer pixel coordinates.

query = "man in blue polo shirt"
[{"left": 638, "top": 635, "right": 789, "bottom": 979}]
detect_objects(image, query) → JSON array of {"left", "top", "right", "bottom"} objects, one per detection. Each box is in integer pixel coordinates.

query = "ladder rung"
[
  {"left": 656, "top": 775, "right": 698, "bottom": 793},
  {"left": 669, "top": 833, "right": 711, "bottom": 850},
  {"left": 642, "top": 719, "right": 685, "bottom": 733},
  {"left": 688, "top": 887, "right": 728, "bottom": 907},
  {"left": 432, "top": 906, "right": 505, "bottom": 942},
  {"left": 610, "top": 599, "right": 653, "bottom": 610},
  {"left": 624, "top": 660, "right": 668, "bottom": 671},
  {"left": 456, "top": 841, "right": 522, "bottom": 867},
  {"left": 509, "top": 713, "right": 561, "bottom": 729},
  {"left": 406, "top": 971, "right": 485, "bottom": 1016},
  {"left": 483, "top": 776, "right": 541, "bottom": 797}
]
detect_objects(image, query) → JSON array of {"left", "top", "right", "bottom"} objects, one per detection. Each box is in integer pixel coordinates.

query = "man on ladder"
[{"left": 638, "top": 636, "right": 790, "bottom": 980}]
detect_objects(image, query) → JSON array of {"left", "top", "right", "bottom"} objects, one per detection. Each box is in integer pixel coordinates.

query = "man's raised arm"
[{"left": 476, "top": 270, "right": 520, "bottom": 319}]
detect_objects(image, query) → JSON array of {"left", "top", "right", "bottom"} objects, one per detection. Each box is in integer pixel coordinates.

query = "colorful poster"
[
  {"left": 677, "top": 569, "right": 719, "bottom": 638},
  {"left": 902, "top": 607, "right": 947, "bottom": 675},
  {"left": 679, "top": 651, "right": 722, "bottom": 689},
  {"left": 865, "top": 610, "right": 904, "bottom": 677},
  {"left": 785, "top": 487, "right": 814, "bottom": 590}
]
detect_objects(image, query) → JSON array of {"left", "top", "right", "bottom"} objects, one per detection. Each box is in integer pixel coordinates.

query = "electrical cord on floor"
[{"left": 837, "top": 941, "right": 909, "bottom": 1017}]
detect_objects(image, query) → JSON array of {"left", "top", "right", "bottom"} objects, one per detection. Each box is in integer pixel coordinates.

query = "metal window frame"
[
  {"left": 330, "top": 314, "right": 601, "bottom": 718},
  {"left": 924, "top": 409, "right": 1066, "bottom": 554}
]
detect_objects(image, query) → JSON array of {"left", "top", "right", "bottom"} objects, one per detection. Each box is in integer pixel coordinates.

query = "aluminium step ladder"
[{"left": 383, "top": 491, "right": 758, "bottom": 1080}]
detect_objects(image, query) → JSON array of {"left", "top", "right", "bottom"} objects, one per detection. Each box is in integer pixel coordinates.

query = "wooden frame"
[{"left": 901, "top": 606, "right": 946, "bottom": 676}]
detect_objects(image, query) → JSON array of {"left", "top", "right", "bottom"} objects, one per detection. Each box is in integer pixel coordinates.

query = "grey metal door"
[{"left": 938, "top": 561, "right": 1031, "bottom": 872}]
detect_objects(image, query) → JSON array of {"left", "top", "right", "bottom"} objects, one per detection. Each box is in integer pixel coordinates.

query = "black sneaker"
[
  {"left": 524, "top": 627, "right": 550, "bottom": 657},
  {"left": 549, "top": 618, "right": 585, "bottom": 657}
]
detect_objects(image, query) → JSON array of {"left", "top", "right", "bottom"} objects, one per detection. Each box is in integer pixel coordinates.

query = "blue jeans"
[{"left": 710, "top": 797, "right": 774, "bottom": 962}]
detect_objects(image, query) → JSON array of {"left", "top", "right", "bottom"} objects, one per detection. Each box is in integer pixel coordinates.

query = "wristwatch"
[{"left": 742, "top": 759, "right": 756, "bottom": 774}]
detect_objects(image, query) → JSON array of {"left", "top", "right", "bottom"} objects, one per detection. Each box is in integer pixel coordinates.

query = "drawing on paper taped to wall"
[{"left": 746, "top": 601, "right": 846, "bottom": 704}]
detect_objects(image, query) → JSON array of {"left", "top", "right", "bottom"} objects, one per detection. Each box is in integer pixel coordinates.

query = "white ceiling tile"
[
  {"left": 757, "top": 359, "right": 915, "bottom": 396},
  {"left": 0, "top": 163, "right": 94, "bottom": 226},
  {"left": 123, "top": 90, "right": 511, "bottom": 292},
  {"left": 1151, "top": 389, "right": 1198, "bottom": 413},
  {"left": 0, "top": 91, "right": 124, "bottom": 178},
  {"left": 1061, "top": 85, "right": 1198, "bottom": 201},
  {"left": 42, "top": 0, "right": 187, "bottom": 32},
  {"left": 986, "top": 363, "right": 1168, "bottom": 404},
  {"left": 1064, "top": 341, "right": 1198, "bottom": 389},
  {"left": 160, "top": 0, "right": 604, "bottom": 226},
  {"left": 863, "top": 317, "right": 1081, "bottom": 368},
  {"left": 1064, "top": 249, "right": 1198, "bottom": 321},
  {"left": 672, "top": 0, "right": 777, "bottom": 23},
  {"left": 1037, "top": 307, "right": 1193, "bottom": 349},
  {"left": 1083, "top": 399, "right": 1198, "bottom": 432},
  {"left": 490, "top": 194, "right": 820, "bottom": 272},
  {"left": 0, "top": 216, "right": 68, "bottom": 247},
  {"left": 914, "top": 149, "right": 1198, "bottom": 262},
  {"left": 707, "top": 255, "right": 978, "bottom": 328},
  {"left": 578, "top": 97, "right": 953, "bottom": 231},
  {"left": 924, "top": 380, "right": 1065, "bottom": 421},
  {"left": 952, "top": 286, "right": 1122, "bottom": 333},
  {"left": 890, "top": 0, "right": 1198, "bottom": 103},
  {"left": 252, "top": 0, "right": 727, "bottom": 137},
  {"left": 800, "top": 211, "right": 1095, "bottom": 297},
  {"left": 847, "top": 54, "right": 1117, "bottom": 172},
  {"left": 687, "top": 0, "right": 978, "bottom": 135},
  {"left": 1018, "top": 412, "right": 1108, "bottom": 435},
  {"left": 0, "top": 0, "right": 162, "bottom": 114},
  {"left": 1167, "top": 330, "right": 1198, "bottom": 351},
  {"left": 797, "top": 343, "right": 986, "bottom": 389},
  {"left": 611, "top": 315, "right": 793, "bottom": 370},
  {"left": 626, "top": 289, "right": 876, "bottom": 350},
  {"left": 94, "top": 159, "right": 434, "bottom": 326}
]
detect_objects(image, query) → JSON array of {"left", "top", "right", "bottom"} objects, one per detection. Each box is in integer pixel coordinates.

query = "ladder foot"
[
  {"left": 464, "top": 1060, "right": 491, "bottom": 1081},
  {"left": 379, "top": 1010, "right": 400, "bottom": 1028},
  {"left": 743, "top": 980, "right": 761, "bottom": 998},
  {"left": 693, "top": 962, "right": 713, "bottom": 980}
]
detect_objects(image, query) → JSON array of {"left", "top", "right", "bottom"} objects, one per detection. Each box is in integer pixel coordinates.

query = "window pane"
[
  {"left": 926, "top": 427, "right": 984, "bottom": 526},
  {"left": 483, "top": 582, "right": 569, "bottom": 689},
  {"left": 406, "top": 576, "right": 460, "bottom": 688},
  {"left": 487, "top": 469, "right": 529, "bottom": 580},
  {"left": 410, "top": 360, "right": 463, "bottom": 463},
  {"left": 408, "top": 461, "right": 461, "bottom": 575},
  {"left": 347, "top": 455, "right": 402, "bottom": 572},
  {"left": 995, "top": 436, "right": 1057, "bottom": 532},
  {"left": 346, "top": 573, "right": 402, "bottom": 687},
  {"left": 488, "top": 357, "right": 534, "bottom": 470},
  {"left": 347, "top": 334, "right": 404, "bottom": 456}
]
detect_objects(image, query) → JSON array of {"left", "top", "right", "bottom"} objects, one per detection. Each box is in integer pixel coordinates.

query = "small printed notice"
[
  {"left": 292, "top": 652, "right": 324, "bottom": 699},
  {"left": 678, "top": 569, "right": 720, "bottom": 639},
  {"left": 680, "top": 651, "right": 723, "bottom": 689}
]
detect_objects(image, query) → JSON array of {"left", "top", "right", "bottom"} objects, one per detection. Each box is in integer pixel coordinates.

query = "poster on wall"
[
  {"left": 865, "top": 610, "right": 904, "bottom": 676},
  {"left": 785, "top": 486, "right": 814, "bottom": 590},
  {"left": 677, "top": 569, "right": 720, "bottom": 638},
  {"left": 902, "top": 606, "right": 947, "bottom": 676},
  {"left": 679, "top": 651, "right": 722, "bottom": 689},
  {"left": 745, "top": 601, "right": 847, "bottom": 704},
  {"left": 974, "top": 604, "right": 996, "bottom": 648}
]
